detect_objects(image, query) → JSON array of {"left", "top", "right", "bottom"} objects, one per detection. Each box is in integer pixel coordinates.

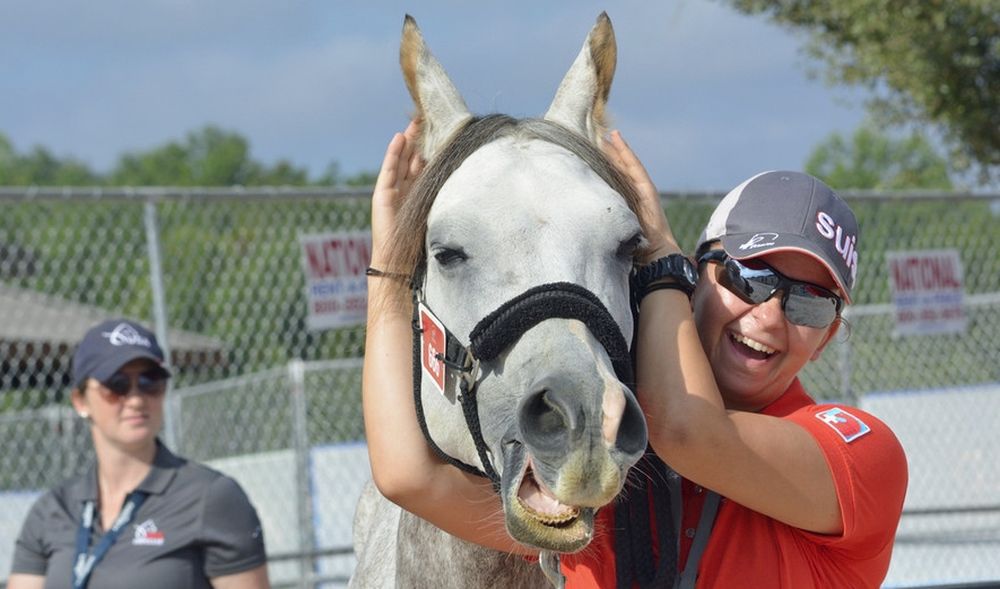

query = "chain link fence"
[{"left": 0, "top": 187, "right": 998, "bottom": 587}]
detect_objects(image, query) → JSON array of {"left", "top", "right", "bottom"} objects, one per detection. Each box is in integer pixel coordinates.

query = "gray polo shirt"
[{"left": 11, "top": 441, "right": 266, "bottom": 589}]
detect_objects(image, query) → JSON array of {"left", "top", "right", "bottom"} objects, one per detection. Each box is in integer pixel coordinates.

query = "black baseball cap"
[
  {"left": 696, "top": 171, "right": 860, "bottom": 303},
  {"left": 72, "top": 319, "right": 171, "bottom": 387}
]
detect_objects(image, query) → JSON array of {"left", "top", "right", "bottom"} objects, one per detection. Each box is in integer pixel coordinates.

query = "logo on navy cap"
[{"left": 103, "top": 323, "right": 153, "bottom": 348}]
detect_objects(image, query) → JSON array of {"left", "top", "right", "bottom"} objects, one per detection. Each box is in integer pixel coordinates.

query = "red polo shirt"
[{"left": 560, "top": 379, "right": 908, "bottom": 588}]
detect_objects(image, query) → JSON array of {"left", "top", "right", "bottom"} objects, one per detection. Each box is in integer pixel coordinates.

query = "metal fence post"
[
  {"left": 289, "top": 359, "right": 315, "bottom": 588},
  {"left": 838, "top": 309, "right": 856, "bottom": 406},
  {"left": 143, "top": 195, "right": 176, "bottom": 449}
]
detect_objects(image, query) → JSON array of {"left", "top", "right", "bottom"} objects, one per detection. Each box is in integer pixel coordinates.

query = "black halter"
[
  {"left": 411, "top": 281, "right": 634, "bottom": 492},
  {"left": 409, "top": 279, "right": 680, "bottom": 587}
]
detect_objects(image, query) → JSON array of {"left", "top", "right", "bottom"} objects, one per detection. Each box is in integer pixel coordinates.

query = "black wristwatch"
[{"left": 633, "top": 254, "right": 698, "bottom": 300}]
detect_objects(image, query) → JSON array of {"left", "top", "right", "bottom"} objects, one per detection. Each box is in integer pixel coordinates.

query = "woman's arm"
[
  {"left": 362, "top": 122, "right": 536, "bottom": 555},
  {"left": 605, "top": 131, "right": 842, "bottom": 535},
  {"left": 211, "top": 565, "right": 270, "bottom": 589},
  {"left": 6, "top": 574, "right": 45, "bottom": 589}
]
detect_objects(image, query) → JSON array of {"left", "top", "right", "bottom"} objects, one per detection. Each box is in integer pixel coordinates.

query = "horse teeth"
[
  {"left": 516, "top": 497, "right": 580, "bottom": 526},
  {"left": 535, "top": 509, "right": 580, "bottom": 525}
]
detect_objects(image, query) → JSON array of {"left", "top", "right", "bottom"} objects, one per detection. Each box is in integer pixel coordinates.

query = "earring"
[{"left": 79, "top": 411, "right": 90, "bottom": 420}]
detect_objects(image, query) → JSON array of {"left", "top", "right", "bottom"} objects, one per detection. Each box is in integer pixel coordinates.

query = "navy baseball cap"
[
  {"left": 696, "top": 171, "right": 860, "bottom": 303},
  {"left": 72, "top": 319, "right": 171, "bottom": 386}
]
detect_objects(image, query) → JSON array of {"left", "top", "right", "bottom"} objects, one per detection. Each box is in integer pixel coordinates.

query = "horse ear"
[
  {"left": 543, "top": 12, "right": 617, "bottom": 145},
  {"left": 400, "top": 15, "right": 472, "bottom": 162}
]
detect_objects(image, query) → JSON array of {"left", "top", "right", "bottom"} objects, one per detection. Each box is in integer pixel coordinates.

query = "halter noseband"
[{"left": 411, "top": 281, "right": 634, "bottom": 493}]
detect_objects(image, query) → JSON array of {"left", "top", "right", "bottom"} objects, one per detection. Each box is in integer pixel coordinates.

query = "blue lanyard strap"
[{"left": 73, "top": 491, "right": 149, "bottom": 589}]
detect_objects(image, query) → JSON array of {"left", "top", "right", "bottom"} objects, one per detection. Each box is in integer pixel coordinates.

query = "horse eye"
[
  {"left": 433, "top": 247, "right": 468, "bottom": 267},
  {"left": 617, "top": 233, "right": 643, "bottom": 259}
]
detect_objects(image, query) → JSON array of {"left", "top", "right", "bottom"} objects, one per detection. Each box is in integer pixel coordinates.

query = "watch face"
[
  {"left": 683, "top": 260, "right": 698, "bottom": 285},
  {"left": 638, "top": 255, "right": 697, "bottom": 290}
]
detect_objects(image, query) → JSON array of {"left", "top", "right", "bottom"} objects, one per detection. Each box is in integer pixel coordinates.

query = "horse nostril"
[
  {"left": 518, "top": 378, "right": 584, "bottom": 458},
  {"left": 615, "top": 387, "right": 648, "bottom": 459}
]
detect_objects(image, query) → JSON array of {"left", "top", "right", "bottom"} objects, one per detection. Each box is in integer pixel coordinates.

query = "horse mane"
[{"left": 381, "top": 114, "right": 648, "bottom": 299}]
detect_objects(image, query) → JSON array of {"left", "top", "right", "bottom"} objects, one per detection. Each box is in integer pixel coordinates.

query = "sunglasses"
[
  {"left": 99, "top": 370, "right": 169, "bottom": 397},
  {"left": 698, "top": 250, "right": 843, "bottom": 328}
]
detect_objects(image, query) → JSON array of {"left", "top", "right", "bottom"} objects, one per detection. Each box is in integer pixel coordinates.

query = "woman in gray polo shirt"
[{"left": 8, "top": 319, "right": 270, "bottom": 589}]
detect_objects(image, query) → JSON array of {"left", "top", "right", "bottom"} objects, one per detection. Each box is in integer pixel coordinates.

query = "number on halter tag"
[{"left": 418, "top": 302, "right": 449, "bottom": 399}]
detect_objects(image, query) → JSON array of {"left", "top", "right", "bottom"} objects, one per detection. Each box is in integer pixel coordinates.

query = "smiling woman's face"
[{"left": 692, "top": 248, "right": 842, "bottom": 411}]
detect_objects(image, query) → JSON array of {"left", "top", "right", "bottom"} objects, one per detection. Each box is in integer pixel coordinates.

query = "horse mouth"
[
  {"left": 500, "top": 440, "right": 597, "bottom": 552},
  {"left": 516, "top": 464, "right": 581, "bottom": 526},
  {"left": 502, "top": 455, "right": 594, "bottom": 553}
]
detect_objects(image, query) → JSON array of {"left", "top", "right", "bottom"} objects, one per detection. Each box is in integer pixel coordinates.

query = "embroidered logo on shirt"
[
  {"left": 132, "top": 519, "right": 166, "bottom": 546},
  {"left": 815, "top": 407, "right": 871, "bottom": 443}
]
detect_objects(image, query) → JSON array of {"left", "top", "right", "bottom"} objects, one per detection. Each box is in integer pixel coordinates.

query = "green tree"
[
  {"left": 315, "top": 162, "right": 378, "bottom": 187},
  {"left": 805, "top": 124, "right": 953, "bottom": 189},
  {"left": 726, "top": 0, "right": 999, "bottom": 181},
  {"left": 0, "top": 132, "right": 100, "bottom": 185},
  {"left": 343, "top": 171, "right": 378, "bottom": 187},
  {"left": 1, "top": 127, "right": 375, "bottom": 187},
  {"left": 109, "top": 126, "right": 314, "bottom": 187}
]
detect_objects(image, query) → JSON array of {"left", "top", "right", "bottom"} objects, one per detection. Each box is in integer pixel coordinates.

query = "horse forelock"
[{"left": 382, "top": 115, "right": 647, "bottom": 297}]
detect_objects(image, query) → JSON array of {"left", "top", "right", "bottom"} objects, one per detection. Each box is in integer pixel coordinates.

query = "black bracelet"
[
  {"left": 365, "top": 266, "right": 411, "bottom": 282},
  {"left": 640, "top": 281, "right": 692, "bottom": 302}
]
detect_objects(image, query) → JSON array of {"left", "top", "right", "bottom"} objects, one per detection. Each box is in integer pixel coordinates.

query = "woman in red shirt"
[{"left": 363, "top": 123, "right": 907, "bottom": 588}]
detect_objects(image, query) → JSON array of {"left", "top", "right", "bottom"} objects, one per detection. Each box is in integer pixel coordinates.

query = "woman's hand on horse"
[
  {"left": 604, "top": 130, "right": 682, "bottom": 264},
  {"left": 371, "top": 120, "right": 425, "bottom": 265}
]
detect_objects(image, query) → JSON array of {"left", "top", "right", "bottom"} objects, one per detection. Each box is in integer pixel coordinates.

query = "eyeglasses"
[
  {"left": 698, "top": 250, "right": 843, "bottom": 328},
  {"left": 99, "top": 370, "right": 169, "bottom": 397}
]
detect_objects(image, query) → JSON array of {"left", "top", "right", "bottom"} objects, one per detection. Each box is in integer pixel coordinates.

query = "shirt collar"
[
  {"left": 135, "top": 439, "right": 183, "bottom": 495},
  {"left": 77, "top": 439, "right": 183, "bottom": 500},
  {"left": 759, "top": 378, "right": 815, "bottom": 417}
]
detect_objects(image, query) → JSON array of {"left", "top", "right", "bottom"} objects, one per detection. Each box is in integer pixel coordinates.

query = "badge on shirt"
[
  {"left": 815, "top": 407, "right": 871, "bottom": 443},
  {"left": 132, "top": 519, "right": 166, "bottom": 546}
]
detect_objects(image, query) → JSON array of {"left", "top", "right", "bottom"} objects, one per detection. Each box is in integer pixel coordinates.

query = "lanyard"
[
  {"left": 676, "top": 490, "right": 720, "bottom": 589},
  {"left": 668, "top": 473, "right": 721, "bottom": 589},
  {"left": 73, "top": 491, "right": 149, "bottom": 589}
]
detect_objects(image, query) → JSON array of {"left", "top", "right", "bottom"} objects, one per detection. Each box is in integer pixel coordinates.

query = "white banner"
[
  {"left": 299, "top": 231, "right": 371, "bottom": 331},
  {"left": 887, "top": 249, "right": 966, "bottom": 336}
]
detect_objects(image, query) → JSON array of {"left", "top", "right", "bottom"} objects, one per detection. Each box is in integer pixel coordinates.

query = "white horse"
[{"left": 352, "top": 14, "right": 651, "bottom": 587}]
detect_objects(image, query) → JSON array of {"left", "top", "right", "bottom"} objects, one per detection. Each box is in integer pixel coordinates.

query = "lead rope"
[
  {"left": 456, "top": 374, "right": 501, "bottom": 492},
  {"left": 614, "top": 454, "right": 677, "bottom": 588}
]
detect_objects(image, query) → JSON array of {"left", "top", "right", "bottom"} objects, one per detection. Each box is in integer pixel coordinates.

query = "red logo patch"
[{"left": 815, "top": 408, "right": 871, "bottom": 443}]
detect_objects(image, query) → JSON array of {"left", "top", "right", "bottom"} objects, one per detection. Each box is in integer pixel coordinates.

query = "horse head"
[{"left": 390, "top": 13, "right": 648, "bottom": 554}]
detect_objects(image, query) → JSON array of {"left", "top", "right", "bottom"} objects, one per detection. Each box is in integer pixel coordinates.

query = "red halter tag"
[{"left": 418, "top": 301, "right": 448, "bottom": 398}]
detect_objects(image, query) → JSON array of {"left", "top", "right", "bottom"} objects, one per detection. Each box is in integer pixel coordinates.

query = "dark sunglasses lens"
[
  {"left": 102, "top": 371, "right": 167, "bottom": 396},
  {"left": 785, "top": 285, "right": 840, "bottom": 328},
  {"left": 723, "top": 258, "right": 840, "bottom": 328},
  {"left": 137, "top": 373, "right": 167, "bottom": 394},
  {"left": 104, "top": 373, "right": 132, "bottom": 395},
  {"left": 723, "top": 261, "right": 774, "bottom": 304}
]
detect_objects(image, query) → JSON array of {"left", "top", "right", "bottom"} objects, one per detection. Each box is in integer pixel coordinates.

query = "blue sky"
[{"left": 1, "top": 1, "right": 869, "bottom": 191}]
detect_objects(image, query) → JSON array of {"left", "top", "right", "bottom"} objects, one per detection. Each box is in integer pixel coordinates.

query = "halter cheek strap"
[
  {"left": 411, "top": 298, "right": 497, "bottom": 487},
  {"left": 411, "top": 281, "right": 634, "bottom": 493}
]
